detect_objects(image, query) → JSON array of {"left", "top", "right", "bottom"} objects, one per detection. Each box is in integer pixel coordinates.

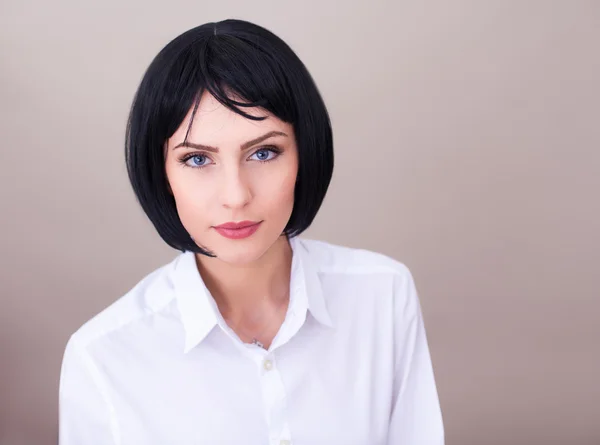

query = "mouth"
[{"left": 213, "top": 221, "right": 262, "bottom": 240}]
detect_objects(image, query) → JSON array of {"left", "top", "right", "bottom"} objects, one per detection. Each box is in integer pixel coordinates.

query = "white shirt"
[{"left": 59, "top": 236, "right": 444, "bottom": 445}]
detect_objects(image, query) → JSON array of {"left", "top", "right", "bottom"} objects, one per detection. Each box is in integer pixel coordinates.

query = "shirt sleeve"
[
  {"left": 59, "top": 335, "right": 118, "bottom": 445},
  {"left": 387, "top": 268, "right": 445, "bottom": 445}
]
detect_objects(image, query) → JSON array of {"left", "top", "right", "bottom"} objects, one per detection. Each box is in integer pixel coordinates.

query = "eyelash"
[{"left": 177, "top": 146, "right": 283, "bottom": 169}]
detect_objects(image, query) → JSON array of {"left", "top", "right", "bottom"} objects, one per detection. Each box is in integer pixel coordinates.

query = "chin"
[
  {"left": 209, "top": 236, "right": 272, "bottom": 265},
  {"left": 215, "top": 248, "right": 262, "bottom": 266}
]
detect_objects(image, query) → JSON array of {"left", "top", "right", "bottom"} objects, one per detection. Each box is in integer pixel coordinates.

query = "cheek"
[
  {"left": 259, "top": 165, "right": 297, "bottom": 215},
  {"left": 165, "top": 165, "right": 214, "bottom": 227},
  {"left": 172, "top": 187, "right": 209, "bottom": 231}
]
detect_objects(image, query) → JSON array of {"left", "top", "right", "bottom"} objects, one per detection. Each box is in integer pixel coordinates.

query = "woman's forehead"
[{"left": 170, "top": 92, "right": 292, "bottom": 149}]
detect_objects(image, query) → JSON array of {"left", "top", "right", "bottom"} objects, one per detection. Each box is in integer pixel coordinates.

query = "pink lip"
[{"left": 213, "top": 221, "right": 262, "bottom": 240}]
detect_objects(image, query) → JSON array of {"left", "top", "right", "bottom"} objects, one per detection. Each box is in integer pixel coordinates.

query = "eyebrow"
[{"left": 173, "top": 130, "right": 288, "bottom": 152}]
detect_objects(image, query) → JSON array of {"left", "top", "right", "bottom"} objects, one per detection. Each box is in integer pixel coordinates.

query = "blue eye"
[
  {"left": 179, "top": 147, "right": 280, "bottom": 169},
  {"left": 185, "top": 155, "right": 212, "bottom": 167},
  {"left": 251, "top": 148, "right": 279, "bottom": 162}
]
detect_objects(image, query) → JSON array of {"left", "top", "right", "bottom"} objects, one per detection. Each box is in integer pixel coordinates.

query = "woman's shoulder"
[
  {"left": 298, "top": 237, "right": 419, "bottom": 312},
  {"left": 66, "top": 253, "right": 183, "bottom": 350},
  {"left": 296, "top": 236, "right": 412, "bottom": 278}
]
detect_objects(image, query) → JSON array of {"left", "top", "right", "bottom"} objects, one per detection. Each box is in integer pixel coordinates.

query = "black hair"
[{"left": 125, "top": 19, "right": 334, "bottom": 256}]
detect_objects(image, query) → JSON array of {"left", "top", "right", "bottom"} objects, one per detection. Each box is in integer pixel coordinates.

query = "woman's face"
[{"left": 165, "top": 91, "right": 298, "bottom": 265}]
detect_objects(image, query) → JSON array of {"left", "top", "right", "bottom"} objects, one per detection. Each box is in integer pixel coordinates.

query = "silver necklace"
[{"left": 227, "top": 294, "right": 289, "bottom": 349}]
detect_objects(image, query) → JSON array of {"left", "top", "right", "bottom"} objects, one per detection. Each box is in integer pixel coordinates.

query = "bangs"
[{"left": 157, "top": 30, "right": 297, "bottom": 146}]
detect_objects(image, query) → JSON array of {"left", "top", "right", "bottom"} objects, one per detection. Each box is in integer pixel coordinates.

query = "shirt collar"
[
  {"left": 288, "top": 236, "right": 333, "bottom": 329},
  {"left": 172, "top": 250, "right": 219, "bottom": 354},
  {"left": 173, "top": 235, "right": 333, "bottom": 354}
]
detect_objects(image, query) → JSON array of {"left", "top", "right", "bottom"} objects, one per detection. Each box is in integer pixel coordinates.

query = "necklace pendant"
[{"left": 252, "top": 338, "right": 264, "bottom": 349}]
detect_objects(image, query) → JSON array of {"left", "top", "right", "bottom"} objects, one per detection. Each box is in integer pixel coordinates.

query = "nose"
[{"left": 219, "top": 165, "right": 252, "bottom": 209}]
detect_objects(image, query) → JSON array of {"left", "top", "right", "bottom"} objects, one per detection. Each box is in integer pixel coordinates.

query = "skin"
[{"left": 164, "top": 91, "right": 299, "bottom": 348}]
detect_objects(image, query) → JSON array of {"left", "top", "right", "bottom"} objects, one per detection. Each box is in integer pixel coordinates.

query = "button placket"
[
  {"left": 259, "top": 354, "right": 290, "bottom": 444},
  {"left": 263, "top": 359, "right": 274, "bottom": 371}
]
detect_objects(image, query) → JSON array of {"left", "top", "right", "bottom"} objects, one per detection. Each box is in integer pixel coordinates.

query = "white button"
[
  {"left": 263, "top": 359, "right": 273, "bottom": 371},
  {"left": 280, "top": 441, "right": 291, "bottom": 445}
]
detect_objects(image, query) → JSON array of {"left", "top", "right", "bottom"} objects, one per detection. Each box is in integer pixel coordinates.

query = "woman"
[{"left": 59, "top": 19, "right": 444, "bottom": 445}]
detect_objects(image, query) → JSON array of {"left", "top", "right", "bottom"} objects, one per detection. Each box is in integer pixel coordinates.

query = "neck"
[{"left": 194, "top": 235, "right": 293, "bottom": 321}]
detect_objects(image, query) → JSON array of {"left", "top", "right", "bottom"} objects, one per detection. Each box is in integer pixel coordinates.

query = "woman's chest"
[{"left": 105, "top": 323, "right": 395, "bottom": 445}]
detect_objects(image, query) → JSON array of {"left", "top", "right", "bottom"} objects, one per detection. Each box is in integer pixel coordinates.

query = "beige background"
[{"left": 1, "top": 1, "right": 599, "bottom": 444}]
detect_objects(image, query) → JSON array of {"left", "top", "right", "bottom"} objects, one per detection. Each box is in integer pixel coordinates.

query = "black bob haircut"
[{"left": 125, "top": 19, "right": 334, "bottom": 256}]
